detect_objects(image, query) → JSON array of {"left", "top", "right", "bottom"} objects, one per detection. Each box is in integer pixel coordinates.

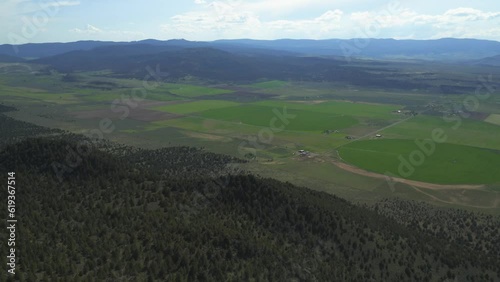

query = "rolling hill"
[{"left": 0, "top": 107, "right": 499, "bottom": 281}]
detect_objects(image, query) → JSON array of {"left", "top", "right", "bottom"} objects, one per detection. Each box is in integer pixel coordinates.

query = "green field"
[
  {"left": 251, "top": 100, "right": 402, "bottom": 119},
  {"left": 153, "top": 83, "right": 233, "bottom": 97},
  {"left": 339, "top": 139, "right": 500, "bottom": 184},
  {"left": 381, "top": 115, "right": 500, "bottom": 150},
  {"left": 249, "top": 80, "right": 289, "bottom": 89},
  {"left": 2, "top": 70, "right": 499, "bottom": 211},
  {"left": 153, "top": 100, "right": 240, "bottom": 114},
  {"left": 200, "top": 104, "right": 359, "bottom": 132}
]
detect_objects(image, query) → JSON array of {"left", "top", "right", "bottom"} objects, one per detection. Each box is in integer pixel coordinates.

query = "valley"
[{"left": 1, "top": 59, "right": 499, "bottom": 212}]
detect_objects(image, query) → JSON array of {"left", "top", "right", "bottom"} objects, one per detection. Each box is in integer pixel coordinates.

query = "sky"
[{"left": 1, "top": 0, "right": 500, "bottom": 44}]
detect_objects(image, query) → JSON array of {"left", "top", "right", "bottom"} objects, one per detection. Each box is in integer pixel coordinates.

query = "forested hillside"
[{"left": 0, "top": 110, "right": 499, "bottom": 281}]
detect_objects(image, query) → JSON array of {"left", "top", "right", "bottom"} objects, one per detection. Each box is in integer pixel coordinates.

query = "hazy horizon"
[
  {"left": 2, "top": 0, "right": 500, "bottom": 45},
  {"left": 3, "top": 36, "right": 500, "bottom": 46}
]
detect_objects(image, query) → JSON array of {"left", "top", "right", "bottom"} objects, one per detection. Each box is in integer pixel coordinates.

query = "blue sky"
[{"left": 2, "top": 0, "right": 500, "bottom": 44}]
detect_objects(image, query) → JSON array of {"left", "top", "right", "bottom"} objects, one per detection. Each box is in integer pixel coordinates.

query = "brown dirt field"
[
  {"left": 468, "top": 111, "right": 490, "bottom": 121},
  {"left": 70, "top": 99, "right": 186, "bottom": 122},
  {"left": 183, "top": 131, "right": 232, "bottom": 142},
  {"left": 130, "top": 109, "right": 183, "bottom": 122},
  {"left": 485, "top": 114, "right": 500, "bottom": 126},
  {"left": 332, "top": 160, "right": 485, "bottom": 190}
]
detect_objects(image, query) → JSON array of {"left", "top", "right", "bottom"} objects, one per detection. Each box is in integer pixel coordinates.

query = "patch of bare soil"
[{"left": 183, "top": 131, "right": 232, "bottom": 142}]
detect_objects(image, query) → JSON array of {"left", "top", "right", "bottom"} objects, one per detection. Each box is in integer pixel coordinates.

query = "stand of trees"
[{"left": 0, "top": 111, "right": 499, "bottom": 281}]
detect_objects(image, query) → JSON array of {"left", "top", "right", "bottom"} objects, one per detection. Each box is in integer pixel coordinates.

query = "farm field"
[
  {"left": 152, "top": 100, "right": 239, "bottom": 114},
  {"left": 339, "top": 139, "right": 500, "bottom": 185},
  {"left": 485, "top": 114, "right": 500, "bottom": 126},
  {"left": 1, "top": 66, "right": 499, "bottom": 211},
  {"left": 150, "top": 83, "right": 233, "bottom": 97},
  {"left": 380, "top": 115, "right": 500, "bottom": 150},
  {"left": 199, "top": 104, "right": 359, "bottom": 132}
]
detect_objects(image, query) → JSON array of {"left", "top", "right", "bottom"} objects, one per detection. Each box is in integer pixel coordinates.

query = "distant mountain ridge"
[
  {"left": 1, "top": 38, "right": 499, "bottom": 61},
  {"left": 473, "top": 54, "right": 500, "bottom": 66},
  {"left": 32, "top": 45, "right": 430, "bottom": 90},
  {"left": 0, "top": 54, "right": 25, "bottom": 63}
]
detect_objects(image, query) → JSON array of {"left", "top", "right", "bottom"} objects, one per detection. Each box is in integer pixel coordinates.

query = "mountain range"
[{"left": 1, "top": 38, "right": 499, "bottom": 62}]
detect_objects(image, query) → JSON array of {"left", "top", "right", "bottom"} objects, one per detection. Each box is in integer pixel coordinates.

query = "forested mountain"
[
  {"left": 33, "top": 46, "right": 429, "bottom": 90},
  {"left": 2, "top": 38, "right": 500, "bottom": 61},
  {"left": 0, "top": 109, "right": 499, "bottom": 281},
  {"left": 0, "top": 54, "right": 25, "bottom": 63},
  {"left": 474, "top": 55, "right": 500, "bottom": 67},
  {"left": 0, "top": 41, "right": 124, "bottom": 58}
]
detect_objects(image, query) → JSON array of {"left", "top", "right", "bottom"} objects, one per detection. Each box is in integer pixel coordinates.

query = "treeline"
[
  {"left": 0, "top": 112, "right": 498, "bottom": 281},
  {"left": 0, "top": 134, "right": 499, "bottom": 281},
  {"left": 0, "top": 112, "right": 63, "bottom": 149},
  {"left": 0, "top": 104, "right": 17, "bottom": 113}
]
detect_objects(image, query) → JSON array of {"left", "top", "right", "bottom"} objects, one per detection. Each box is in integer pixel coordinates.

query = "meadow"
[
  {"left": 199, "top": 104, "right": 359, "bottom": 132},
  {"left": 1, "top": 64, "right": 499, "bottom": 211},
  {"left": 152, "top": 100, "right": 239, "bottom": 114}
]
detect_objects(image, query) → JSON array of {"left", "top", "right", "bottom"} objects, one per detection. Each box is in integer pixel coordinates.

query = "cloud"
[
  {"left": 0, "top": 0, "right": 81, "bottom": 44},
  {"left": 350, "top": 7, "right": 500, "bottom": 28},
  {"left": 71, "top": 24, "right": 102, "bottom": 34},
  {"left": 69, "top": 24, "right": 146, "bottom": 41},
  {"left": 42, "top": 1, "right": 80, "bottom": 8},
  {"left": 443, "top": 7, "right": 500, "bottom": 21},
  {"left": 161, "top": 1, "right": 343, "bottom": 40},
  {"left": 160, "top": 3, "right": 500, "bottom": 41},
  {"left": 266, "top": 10, "right": 343, "bottom": 36},
  {"left": 346, "top": 6, "right": 500, "bottom": 40},
  {"left": 241, "top": 0, "right": 333, "bottom": 16}
]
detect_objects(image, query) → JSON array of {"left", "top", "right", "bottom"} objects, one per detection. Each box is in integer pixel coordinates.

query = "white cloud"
[
  {"left": 69, "top": 24, "right": 146, "bottom": 41},
  {"left": 443, "top": 7, "right": 500, "bottom": 21},
  {"left": 42, "top": 1, "right": 80, "bottom": 8},
  {"left": 161, "top": 1, "right": 343, "bottom": 40},
  {"left": 159, "top": 3, "right": 500, "bottom": 41},
  {"left": 347, "top": 7, "right": 500, "bottom": 40},
  {"left": 242, "top": 0, "right": 333, "bottom": 16},
  {"left": 350, "top": 7, "right": 500, "bottom": 28},
  {"left": 71, "top": 24, "right": 102, "bottom": 34}
]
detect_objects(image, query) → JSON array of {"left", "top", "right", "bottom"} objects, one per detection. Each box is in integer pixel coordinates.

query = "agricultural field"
[
  {"left": 199, "top": 104, "right": 358, "bottom": 132},
  {"left": 151, "top": 83, "right": 233, "bottom": 97},
  {"left": 152, "top": 100, "right": 239, "bottom": 114},
  {"left": 339, "top": 139, "right": 500, "bottom": 184},
  {"left": 248, "top": 80, "right": 290, "bottom": 89},
  {"left": 485, "top": 114, "right": 500, "bottom": 126},
  {"left": 380, "top": 115, "right": 500, "bottom": 150},
  {"left": 1, "top": 66, "right": 499, "bottom": 211}
]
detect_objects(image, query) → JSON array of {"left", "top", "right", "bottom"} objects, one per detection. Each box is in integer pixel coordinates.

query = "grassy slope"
[{"left": 153, "top": 100, "right": 240, "bottom": 114}]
